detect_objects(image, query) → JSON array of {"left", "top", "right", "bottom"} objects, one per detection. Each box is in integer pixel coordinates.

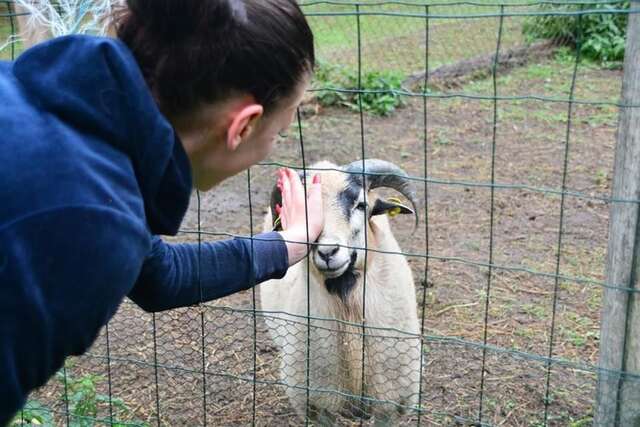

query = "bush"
[
  {"left": 314, "top": 62, "right": 405, "bottom": 116},
  {"left": 523, "top": 2, "right": 629, "bottom": 63}
]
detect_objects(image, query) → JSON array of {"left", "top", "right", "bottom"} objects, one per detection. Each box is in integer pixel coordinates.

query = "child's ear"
[
  {"left": 370, "top": 198, "right": 414, "bottom": 218},
  {"left": 227, "top": 104, "right": 264, "bottom": 151}
]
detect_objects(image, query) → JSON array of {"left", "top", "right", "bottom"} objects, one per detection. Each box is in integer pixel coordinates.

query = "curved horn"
[{"left": 343, "top": 159, "right": 420, "bottom": 229}]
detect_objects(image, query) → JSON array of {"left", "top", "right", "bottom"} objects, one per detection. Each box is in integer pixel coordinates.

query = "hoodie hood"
[{"left": 11, "top": 35, "right": 191, "bottom": 235}]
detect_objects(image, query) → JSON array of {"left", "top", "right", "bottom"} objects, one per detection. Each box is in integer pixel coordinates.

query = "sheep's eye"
[{"left": 355, "top": 202, "right": 366, "bottom": 211}]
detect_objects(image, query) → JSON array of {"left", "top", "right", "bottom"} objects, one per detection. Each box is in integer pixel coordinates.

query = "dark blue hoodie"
[{"left": 0, "top": 35, "right": 289, "bottom": 424}]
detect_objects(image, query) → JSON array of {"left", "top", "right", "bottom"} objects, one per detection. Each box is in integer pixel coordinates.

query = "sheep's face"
[
  {"left": 270, "top": 160, "right": 416, "bottom": 298},
  {"left": 311, "top": 171, "right": 371, "bottom": 279}
]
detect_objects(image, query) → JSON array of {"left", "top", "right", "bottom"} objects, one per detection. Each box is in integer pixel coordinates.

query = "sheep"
[{"left": 259, "top": 159, "right": 422, "bottom": 425}]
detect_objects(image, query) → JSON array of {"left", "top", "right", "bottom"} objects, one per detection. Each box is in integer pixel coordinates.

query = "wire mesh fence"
[{"left": 2, "top": 0, "right": 639, "bottom": 426}]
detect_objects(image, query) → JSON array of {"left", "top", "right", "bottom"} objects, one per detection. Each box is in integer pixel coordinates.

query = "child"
[{"left": 0, "top": 0, "right": 323, "bottom": 422}]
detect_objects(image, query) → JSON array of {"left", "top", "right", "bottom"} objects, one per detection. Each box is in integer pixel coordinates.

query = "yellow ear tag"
[
  {"left": 388, "top": 207, "right": 401, "bottom": 218},
  {"left": 272, "top": 215, "right": 282, "bottom": 231},
  {"left": 386, "top": 197, "right": 404, "bottom": 218}
]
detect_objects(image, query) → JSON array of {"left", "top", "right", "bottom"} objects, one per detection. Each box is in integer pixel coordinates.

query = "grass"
[
  {"left": 303, "top": 1, "right": 527, "bottom": 75},
  {"left": 4, "top": 1, "right": 523, "bottom": 68},
  {"left": 459, "top": 46, "right": 621, "bottom": 100}
]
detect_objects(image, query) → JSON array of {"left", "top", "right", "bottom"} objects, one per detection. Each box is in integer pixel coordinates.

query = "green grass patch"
[{"left": 303, "top": 1, "right": 526, "bottom": 74}]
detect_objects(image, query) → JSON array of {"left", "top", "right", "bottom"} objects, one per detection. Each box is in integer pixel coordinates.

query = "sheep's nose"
[{"left": 317, "top": 245, "right": 340, "bottom": 262}]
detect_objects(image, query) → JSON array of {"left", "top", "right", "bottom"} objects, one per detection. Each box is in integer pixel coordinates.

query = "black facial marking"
[
  {"left": 324, "top": 251, "right": 359, "bottom": 303},
  {"left": 337, "top": 185, "right": 361, "bottom": 219},
  {"left": 346, "top": 172, "right": 363, "bottom": 189}
]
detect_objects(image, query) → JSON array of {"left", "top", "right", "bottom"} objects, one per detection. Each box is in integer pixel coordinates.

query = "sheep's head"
[{"left": 270, "top": 159, "right": 418, "bottom": 297}]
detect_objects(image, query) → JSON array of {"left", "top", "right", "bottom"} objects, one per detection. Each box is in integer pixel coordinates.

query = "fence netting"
[{"left": 2, "top": 0, "right": 639, "bottom": 426}]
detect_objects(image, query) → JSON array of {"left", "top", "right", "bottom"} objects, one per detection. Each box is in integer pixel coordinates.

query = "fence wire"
[{"left": 2, "top": 0, "right": 639, "bottom": 426}]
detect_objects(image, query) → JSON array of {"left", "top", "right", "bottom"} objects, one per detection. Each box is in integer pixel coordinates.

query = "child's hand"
[{"left": 275, "top": 168, "right": 323, "bottom": 265}]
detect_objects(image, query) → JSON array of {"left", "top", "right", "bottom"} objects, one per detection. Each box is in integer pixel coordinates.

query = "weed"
[
  {"left": 514, "top": 328, "right": 536, "bottom": 339},
  {"left": 523, "top": 2, "right": 629, "bottom": 64},
  {"left": 521, "top": 304, "right": 548, "bottom": 320},
  {"left": 595, "top": 169, "right": 608, "bottom": 187},
  {"left": 563, "top": 328, "right": 598, "bottom": 348},
  {"left": 314, "top": 62, "right": 405, "bottom": 116},
  {"left": 434, "top": 131, "right": 451, "bottom": 146},
  {"left": 568, "top": 416, "right": 594, "bottom": 427},
  {"left": 10, "top": 401, "right": 53, "bottom": 426},
  {"left": 586, "top": 289, "right": 602, "bottom": 311},
  {"left": 11, "top": 365, "right": 147, "bottom": 427}
]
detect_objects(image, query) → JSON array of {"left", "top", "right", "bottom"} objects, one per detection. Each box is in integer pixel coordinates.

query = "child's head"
[{"left": 115, "top": 0, "right": 314, "bottom": 189}]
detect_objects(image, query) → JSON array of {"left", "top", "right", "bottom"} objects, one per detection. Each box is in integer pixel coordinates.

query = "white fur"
[{"left": 259, "top": 161, "right": 421, "bottom": 424}]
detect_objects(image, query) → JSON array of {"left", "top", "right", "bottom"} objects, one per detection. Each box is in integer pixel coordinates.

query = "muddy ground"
[{"left": 24, "top": 57, "right": 626, "bottom": 427}]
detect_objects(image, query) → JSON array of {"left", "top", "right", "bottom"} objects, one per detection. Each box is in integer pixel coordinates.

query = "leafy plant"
[
  {"left": 10, "top": 400, "right": 53, "bottom": 426},
  {"left": 57, "top": 371, "right": 104, "bottom": 424},
  {"left": 314, "top": 62, "right": 405, "bottom": 116},
  {"left": 58, "top": 370, "right": 148, "bottom": 427},
  {"left": 11, "top": 367, "right": 147, "bottom": 427},
  {"left": 523, "top": 2, "right": 629, "bottom": 64}
]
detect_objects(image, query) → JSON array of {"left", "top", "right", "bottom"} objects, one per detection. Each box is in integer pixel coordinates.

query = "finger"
[
  {"left": 281, "top": 174, "right": 292, "bottom": 228},
  {"left": 307, "top": 176, "right": 324, "bottom": 240},
  {"left": 286, "top": 168, "right": 304, "bottom": 197},
  {"left": 308, "top": 174, "right": 322, "bottom": 200},
  {"left": 282, "top": 170, "right": 292, "bottom": 200}
]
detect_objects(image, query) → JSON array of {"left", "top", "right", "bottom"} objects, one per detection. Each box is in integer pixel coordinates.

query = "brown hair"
[{"left": 115, "top": 0, "right": 314, "bottom": 116}]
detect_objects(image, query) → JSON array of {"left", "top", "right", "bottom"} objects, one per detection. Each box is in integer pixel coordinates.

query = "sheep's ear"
[
  {"left": 272, "top": 216, "right": 283, "bottom": 231},
  {"left": 371, "top": 198, "right": 414, "bottom": 218}
]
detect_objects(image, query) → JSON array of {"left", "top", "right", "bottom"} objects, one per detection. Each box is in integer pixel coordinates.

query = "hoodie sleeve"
[
  {"left": 0, "top": 206, "right": 150, "bottom": 426},
  {"left": 128, "top": 232, "right": 289, "bottom": 312}
]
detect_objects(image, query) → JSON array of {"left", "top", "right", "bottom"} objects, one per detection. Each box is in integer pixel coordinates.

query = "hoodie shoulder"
[
  {"left": 13, "top": 35, "right": 150, "bottom": 148},
  {"left": 2, "top": 35, "right": 192, "bottom": 235}
]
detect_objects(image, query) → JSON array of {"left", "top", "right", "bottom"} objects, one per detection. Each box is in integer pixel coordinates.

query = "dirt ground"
[{"left": 24, "top": 56, "right": 624, "bottom": 427}]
